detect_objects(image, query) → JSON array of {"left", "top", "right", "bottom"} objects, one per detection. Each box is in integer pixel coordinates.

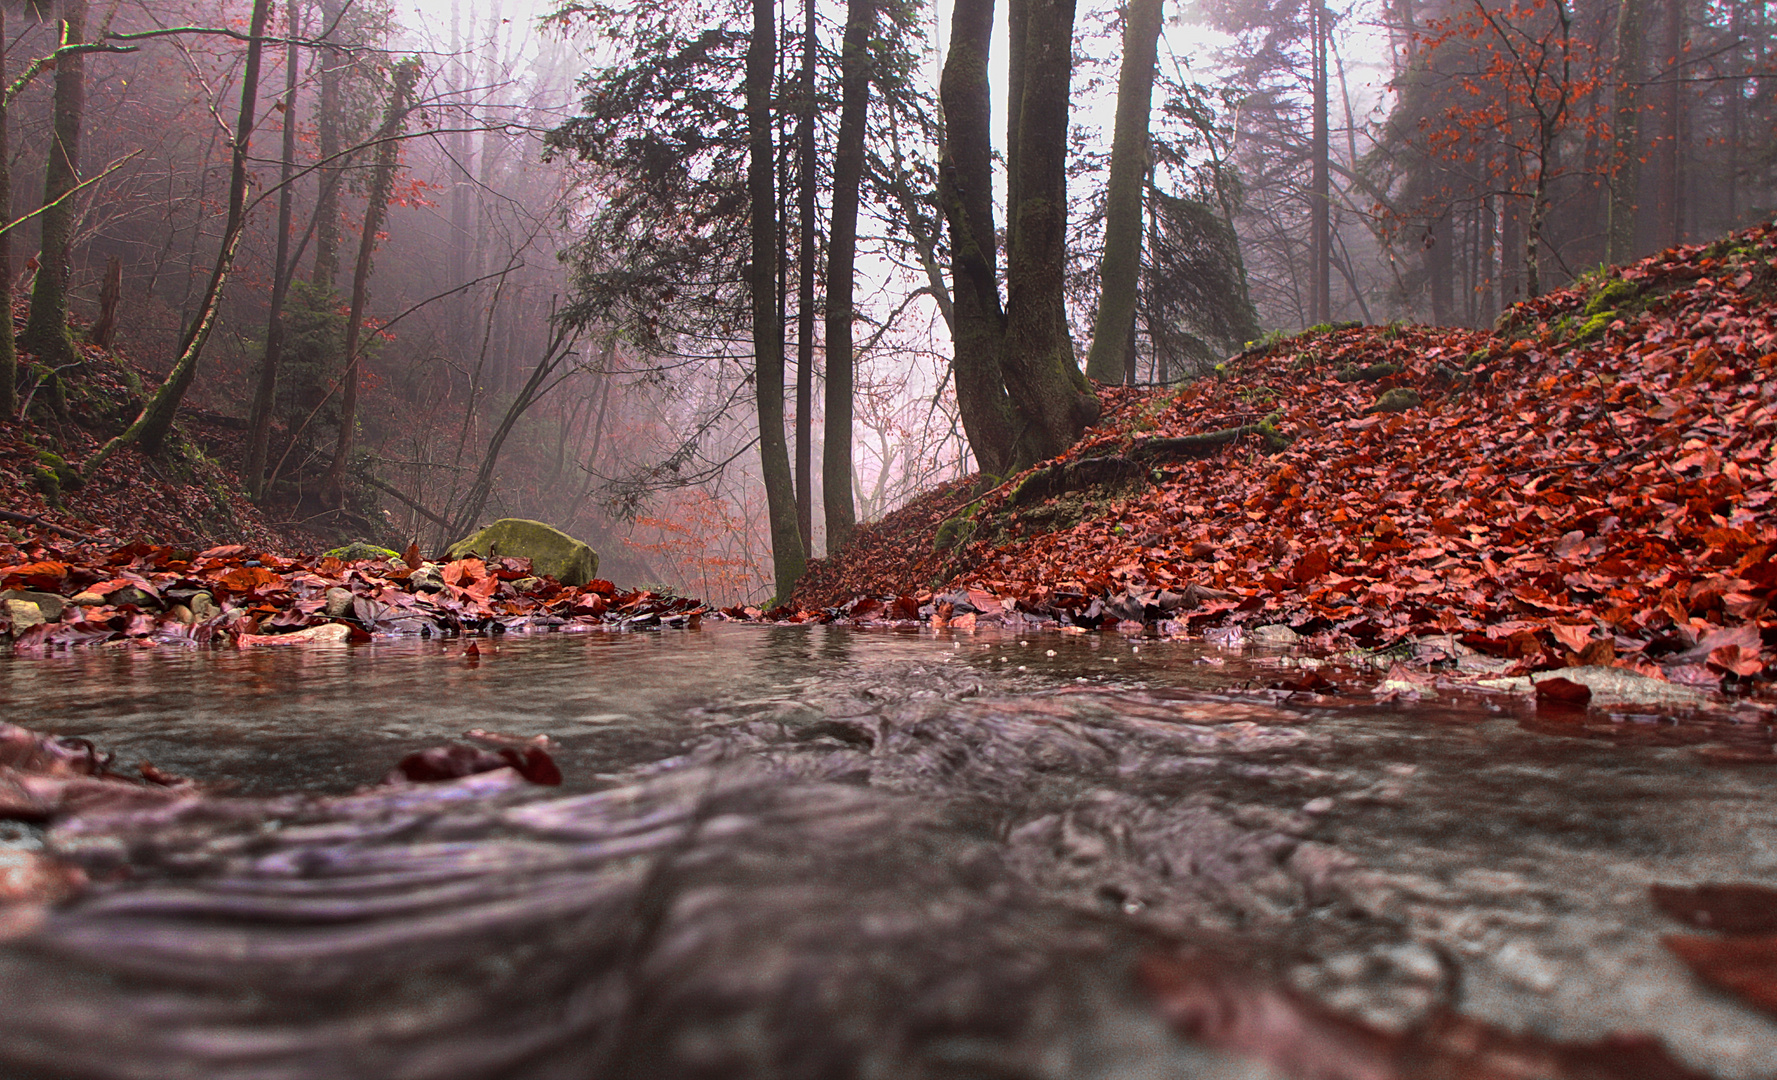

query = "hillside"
[
  {"left": 0, "top": 330, "right": 315, "bottom": 556},
  {"left": 794, "top": 224, "right": 1777, "bottom": 694}
]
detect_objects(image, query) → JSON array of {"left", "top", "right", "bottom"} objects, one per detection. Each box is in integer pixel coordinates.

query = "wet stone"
[{"left": 323, "top": 587, "right": 356, "bottom": 618}]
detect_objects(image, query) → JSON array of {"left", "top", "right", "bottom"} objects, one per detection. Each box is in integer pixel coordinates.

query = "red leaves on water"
[
  {"left": 0, "top": 724, "right": 108, "bottom": 778},
  {"left": 386, "top": 742, "right": 562, "bottom": 786},
  {"left": 1655, "top": 881, "right": 1777, "bottom": 1019},
  {"left": 1651, "top": 883, "right": 1777, "bottom": 934},
  {"left": 1535, "top": 677, "right": 1594, "bottom": 711},
  {"left": 1273, "top": 670, "right": 1340, "bottom": 695},
  {"left": 1662, "top": 934, "right": 1777, "bottom": 1019},
  {"left": 1138, "top": 951, "right": 1710, "bottom": 1080}
]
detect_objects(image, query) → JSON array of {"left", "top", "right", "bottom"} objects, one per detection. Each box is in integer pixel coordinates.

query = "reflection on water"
[
  {"left": 1, "top": 625, "right": 1775, "bottom": 1078},
  {"left": 0, "top": 625, "right": 1264, "bottom": 794}
]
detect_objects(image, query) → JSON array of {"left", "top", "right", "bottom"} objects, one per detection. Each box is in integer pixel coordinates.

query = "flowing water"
[{"left": 1, "top": 624, "right": 1775, "bottom": 1079}]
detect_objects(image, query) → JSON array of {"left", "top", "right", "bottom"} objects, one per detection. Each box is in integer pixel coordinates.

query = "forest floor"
[
  {"left": 789, "top": 222, "right": 1777, "bottom": 710},
  {"left": 3, "top": 224, "right": 1777, "bottom": 713}
]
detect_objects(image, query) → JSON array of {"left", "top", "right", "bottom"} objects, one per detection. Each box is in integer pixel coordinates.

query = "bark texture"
[
  {"left": 1000, "top": 0, "right": 1098, "bottom": 463},
  {"left": 322, "top": 60, "right": 419, "bottom": 503},
  {"left": 824, "top": 0, "right": 876, "bottom": 552},
  {"left": 84, "top": 0, "right": 273, "bottom": 473},
  {"left": 1084, "top": 0, "right": 1164, "bottom": 385},
  {"left": 750, "top": 0, "right": 807, "bottom": 600},
  {"left": 312, "top": 0, "right": 345, "bottom": 288},
  {"left": 938, "top": 0, "right": 1018, "bottom": 477},
  {"left": 19, "top": 0, "right": 87, "bottom": 373},
  {"left": 246, "top": 0, "right": 304, "bottom": 499},
  {"left": 0, "top": 7, "right": 14, "bottom": 420}
]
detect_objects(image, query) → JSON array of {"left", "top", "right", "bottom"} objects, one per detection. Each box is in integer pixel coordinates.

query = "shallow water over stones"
[{"left": 1, "top": 625, "right": 1775, "bottom": 1078}]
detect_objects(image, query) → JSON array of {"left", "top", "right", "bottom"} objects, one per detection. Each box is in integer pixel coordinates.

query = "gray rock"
[
  {"left": 1251, "top": 624, "right": 1303, "bottom": 646},
  {"left": 188, "top": 592, "right": 219, "bottom": 622},
  {"left": 1476, "top": 665, "right": 1711, "bottom": 706},
  {"left": 445, "top": 519, "right": 598, "bottom": 586},
  {"left": 409, "top": 563, "right": 446, "bottom": 593},
  {"left": 323, "top": 588, "right": 356, "bottom": 619},
  {"left": 3, "top": 598, "right": 46, "bottom": 632},
  {"left": 111, "top": 586, "right": 159, "bottom": 609},
  {"left": 0, "top": 590, "right": 64, "bottom": 620}
]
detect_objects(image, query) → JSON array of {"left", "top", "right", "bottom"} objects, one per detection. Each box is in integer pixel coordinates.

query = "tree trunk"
[
  {"left": 1657, "top": 0, "right": 1683, "bottom": 248},
  {"left": 0, "top": 6, "right": 14, "bottom": 421},
  {"left": 1426, "top": 207, "right": 1454, "bottom": 323},
  {"left": 447, "top": 0, "right": 472, "bottom": 358},
  {"left": 1084, "top": 0, "right": 1162, "bottom": 385},
  {"left": 938, "top": 0, "right": 1018, "bottom": 477},
  {"left": 794, "top": 0, "right": 816, "bottom": 554},
  {"left": 86, "top": 255, "right": 119, "bottom": 347},
  {"left": 82, "top": 0, "right": 272, "bottom": 473},
  {"left": 1725, "top": 0, "right": 1742, "bottom": 226},
  {"left": 1500, "top": 176, "right": 1523, "bottom": 306},
  {"left": 824, "top": 0, "right": 874, "bottom": 551},
  {"left": 246, "top": 0, "right": 303, "bottom": 499},
  {"left": 749, "top": 0, "right": 806, "bottom": 601},
  {"left": 321, "top": 59, "right": 419, "bottom": 505},
  {"left": 19, "top": 0, "right": 86, "bottom": 372},
  {"left": 1006, "top": 0, "right": 1029, "bottom": 251},
  {"left": 1000, "top": 0, "right": 1098, "bottom": 463},
  {"left": 1310, "top": 0, "right": 1331, "bottom": 323},
  {"left": 312, "top": 0, "right": 344, "bottom": 288},
  {"left": 447, "top": 322, "right": 582, "bottom": 539}
]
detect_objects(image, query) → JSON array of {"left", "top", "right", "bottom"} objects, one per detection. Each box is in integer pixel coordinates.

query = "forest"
[
  {"left": 7, "top": 0, "right": 1777, "bottom": 1071},
  {"left": 0, "top": 0, "right": 1769, "bottom": 607}
]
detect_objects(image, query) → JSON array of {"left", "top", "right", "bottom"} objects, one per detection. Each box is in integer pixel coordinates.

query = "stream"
[{"left": 1, "top": 624, "right": 1775, "bottom": 1079}]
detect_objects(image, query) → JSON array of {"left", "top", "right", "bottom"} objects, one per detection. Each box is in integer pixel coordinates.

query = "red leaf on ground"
[
  {"left": 1551, "top": 622, "right": 1593, "bottom": 653},
  {"left": 1708, "top": 644, "right": 1765, "bottom": 677},
  {"left": 1291, "top": 546, "right": 1332, "bottom": 584}
]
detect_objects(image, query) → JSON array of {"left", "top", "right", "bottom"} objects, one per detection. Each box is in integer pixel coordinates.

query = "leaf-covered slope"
[{"left": 798, "top": 224, "right": 1777, "bottom": 682}]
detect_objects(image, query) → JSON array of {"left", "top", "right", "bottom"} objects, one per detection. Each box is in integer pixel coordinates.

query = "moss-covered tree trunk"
[
  {"left": 938, "top": 0, "right": 1018, "bottom": 477},
  {"left": 1084, "top": 0, "right": 1163, "bottom": 385},
  {"left": 1000, "top": 0, "right": 1098, "bottom": 462},
  {"left": 749, "top": 0, "right": 806, "bottom": 601},
  {"left": 82, "top": 0, "right": 272, "bottom": 475},
  {"left": 19, "top": 0, "right": 86, "bottom": 373},
  {"left": 823, "top": 0, "right": 875, "bottom": 552}
]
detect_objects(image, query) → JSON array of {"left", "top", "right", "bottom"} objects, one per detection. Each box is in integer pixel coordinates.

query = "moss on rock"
[
  {"left": 324, "top": 542, "right": 403, "bottom": 564},
  {"left": 445, "top": 519, "right": 599, "bottom": 586}
]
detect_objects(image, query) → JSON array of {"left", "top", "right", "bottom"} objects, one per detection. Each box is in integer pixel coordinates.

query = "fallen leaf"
[{"left": 1652, "top": 883, "right": 1777, "bottom": 934}]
